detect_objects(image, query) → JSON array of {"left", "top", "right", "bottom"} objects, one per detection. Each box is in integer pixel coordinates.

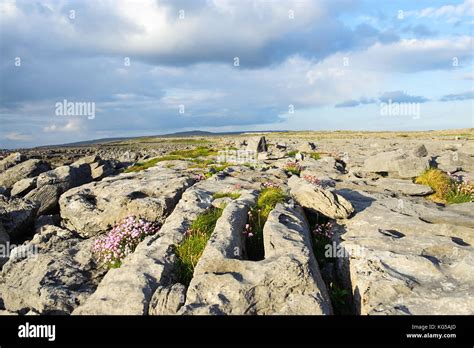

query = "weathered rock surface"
[
  {"left": 74, "top": 176, "right": 257, "bottom": 315},
  {"left": 288, "top": 176, "right": 354, "bottom": 219},
  {"left": 11, "top": 177, "right": 37, "bottom": 197},
  {"left": 246, "top": 136, "right": 267, "bottom": 153},
  {"left": 298, "top": 141, "right": 317, "bottom": 153},
  {"left": 0, "top": 196, "right": 39, "bottom": 240},
  {"left": 0, "top": 225, "right": 106, "bottom": 314},
  {"left": 0, "top": 223, "right": 9, "bottom": 267},
  {"left": 0, "top": 159, "right": 50, "bottom": 189},
  {"left": 412, "top": 144, "right": 428, "bottom": 157},
  {"left": 18, "top": 157, "right": 116, "bottom": 216},
  {"left": 361, "top": 151, "right": 429, "bottom": 178},
  {"left": 0, "top": 152, "right": 26, "bottom": 173},
  {"left": 60, "top": 166, "right": 194, "bottom": 237},
  {"left": 179, "top": 203, "right": 332, "bottom": 315},
  {"left": 25, "top": 184, "right": 62, "bottom": 216},
  {"left": 149, "top": 284, "right": 187, "bottom": 315},
  {"left": 372, "top": 178, "right": 433, "bottom": 196},
  {"left": 335, "top": 190, "right": 474, "bottom": 315}
]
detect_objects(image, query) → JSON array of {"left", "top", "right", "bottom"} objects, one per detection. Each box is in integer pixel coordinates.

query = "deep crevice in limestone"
[{"left": 304, "top": 208, "right": 354, "bottom": 315}]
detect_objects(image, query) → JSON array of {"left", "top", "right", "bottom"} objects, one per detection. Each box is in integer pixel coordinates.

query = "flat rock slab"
[
  {"left": 179, "top": 203, "right": 332, "bottom": 315},
  {"left": 59, "top": 166, "right": 194, "bottom": 237},
  {"left": 336, "top": 190, "right": 474, "bottom": 315},
  {"left": 372, "top": 178, "right": 433, "bottom": 196}
]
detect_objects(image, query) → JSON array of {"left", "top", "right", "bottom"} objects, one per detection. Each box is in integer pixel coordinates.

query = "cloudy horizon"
[{"left": 1, "top": 0, "right": 473, "bottom": 148}]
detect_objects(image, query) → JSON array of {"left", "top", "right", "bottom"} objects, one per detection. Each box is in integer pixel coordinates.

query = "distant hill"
[{"left": 43, "top": 130, "right": 289, "bottom": 147}]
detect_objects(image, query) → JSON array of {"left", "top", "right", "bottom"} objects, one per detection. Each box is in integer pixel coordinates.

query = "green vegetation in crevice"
[
  {"left": 173, "top": 207, "right": 224, "bottom": 286},
  {"left": 306, "top": 210, "right": 352, "bottom": 315},
  {"left": 203, "top": 163, "right": 230, "bottom": 178},
  {"left": 244, "top": 187, "right": 287, "bottom": 261}
]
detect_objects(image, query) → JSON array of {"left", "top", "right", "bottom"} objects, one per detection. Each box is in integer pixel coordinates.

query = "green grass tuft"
[
  {"left": 169, "top": 146, "right": 217, "bottom": 158},
  {"left": 212, "top": 192, "right": 241, "bottom": 200},
  {"left": 445, "top": 190, "right": 472, "bottom": 204},
  {"left": 174, "top": 207, "right": 224, "bottom": 286},
  {"left": 415, "top": 168, "right": 472, "bottom": 204},
  {"left": 287, "top": 150, "right": 298, "bottom": 157},
  {"left": 309, "top": 152, "right": 321, "bottom": 160},
  {"left": 246, "top": 187, "right": 287, "bottom": 261}
]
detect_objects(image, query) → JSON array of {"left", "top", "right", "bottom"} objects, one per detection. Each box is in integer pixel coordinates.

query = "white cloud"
[
  {"left": 4, "top": 132, "right": 32, "bottom": 141},
  {"left": 418, "top": 0, "right": 474, "bottom": 18},
  {"left": 43, "top": 118, "right": 83, "bottom": 133}
]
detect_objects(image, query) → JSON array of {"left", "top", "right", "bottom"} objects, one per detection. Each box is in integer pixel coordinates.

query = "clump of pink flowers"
[
  {"left": 303, "top": 174, "right": 321, "bottom": 186},
  {"left": 261, "top": 181, "right": 279, "bottom": 189},
  {"left": 92, "top": 216, "right": 159, "bottom": 268},
  {"left": 447, "top": 171, "right": 463, "bottom": 184},
  {"left": 284, "top": 161, "right": 303, "bottom": 175},
  {"left": 303, "top": 174, "right": 335, "bottom": 188},
  {"left": 312, "top": 221, "right": 334, "bottom": 240},
  {"left": 243, "top": 223, "right": 254, "bottom": 238},
  {"left": 193, "top": 173, "right": 206, "bottom": 182},
  {"left": 243, "top": 209, "right": 258, "bottom": 238}
]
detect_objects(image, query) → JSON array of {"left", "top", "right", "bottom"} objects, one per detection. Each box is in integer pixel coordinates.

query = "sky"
[{"left": 0, "top": 0, "right": 473, "bottom": 148}]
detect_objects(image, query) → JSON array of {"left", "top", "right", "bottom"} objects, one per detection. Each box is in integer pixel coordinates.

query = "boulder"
[
  {"left": 10, "top": 177, "right": 37, "bottom": 197},
  {"left": 0, "top": 196, "right": 39, "bottom": 240},
  {"left": 0, "top": 152, "right": 26, "bottom": 173},
  {"left": 25, "top": 185, "right": 62, "bottom": 216},
  {"left": 36, "top": 163, "right": 92, "bottom": 191},
  {"left": 412, "top": 144, "right": 428, "bottom": 157},
  {"left": 434, "top": 151, "right": 473, "bottom": 173},
  {"left": 246, "top": 136, "right": 267, "bottom": 153},
  {"left": 0, "top": 225, "right": 106, "bottom": 314},
  {"left": 361, "top": 150, "right": 429, "bottom": 178},
  {"left": 288, "top": 176, "right": 354, "bottom": 219},
  {"left": 298, "top": 142, "right": 317, "bottom": 153},
  {"left": 59, "top": 166, "right": 194, "bottom": 238},
  {"left": 0, "top": 160, "right": 50, "bottom": 189}
]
